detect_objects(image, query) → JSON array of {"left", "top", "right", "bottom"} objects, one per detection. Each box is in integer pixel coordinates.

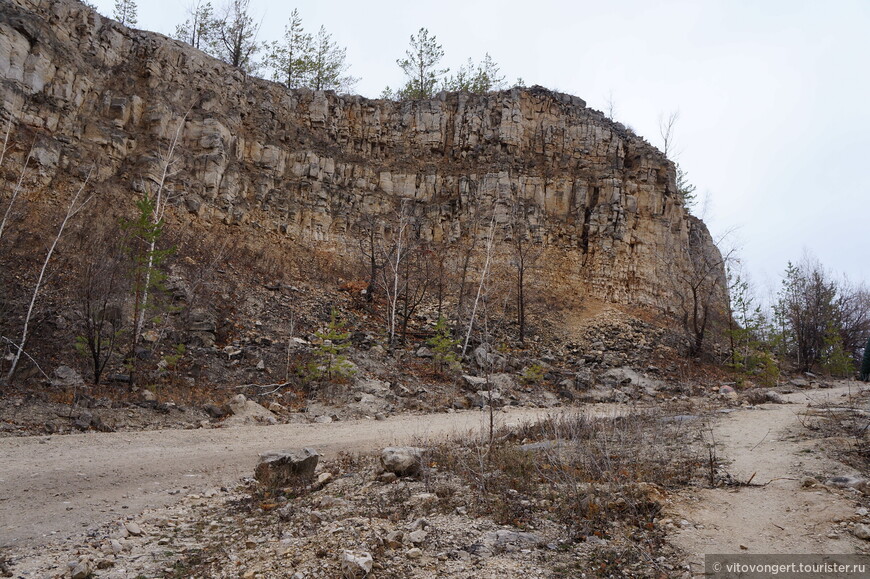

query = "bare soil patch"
[{"left": 669, "top": 382, "right": 870, "bottom": 576}]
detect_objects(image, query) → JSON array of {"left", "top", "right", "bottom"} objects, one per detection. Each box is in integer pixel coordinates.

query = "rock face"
[{"left": 0, "top": 0, "right": 725, "bottom": 314}]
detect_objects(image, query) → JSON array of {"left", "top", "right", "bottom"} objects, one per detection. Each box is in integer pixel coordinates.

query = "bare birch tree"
[
  {"left": 379, "top": 202, "right": 412, "bottom": 352},
  {"left": 462, "top": 214, "right": 496, "bottom": 358},
  {"left": 5, "top": 174, "right": 93, "bottom": 383},
  {"left": 133, "top": 113, "right": 186, "bottom": 346}
]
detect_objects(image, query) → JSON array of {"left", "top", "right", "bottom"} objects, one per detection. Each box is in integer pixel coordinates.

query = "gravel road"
[{"left": 0, "top": 407, "right": 557, "bottom": 549}]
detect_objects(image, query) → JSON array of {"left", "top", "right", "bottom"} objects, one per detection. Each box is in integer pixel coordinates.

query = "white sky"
[{"left": 90, "top": 0, "right": 870, "bottom": 294}]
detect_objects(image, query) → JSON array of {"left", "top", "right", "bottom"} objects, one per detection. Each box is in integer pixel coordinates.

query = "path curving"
[{"left": 670, "top": 382, "right": 870, "bottom": 576}]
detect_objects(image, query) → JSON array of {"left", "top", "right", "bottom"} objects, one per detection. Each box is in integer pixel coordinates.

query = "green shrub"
[
  {"left": 427, "top": 317, "right": 460, "bottom": 375},
  {"left": 521, "top": 363, "right": 545, "bottom": 385},
  {"left": 309, "top": 308, "right": 355, "bottom": 382}
]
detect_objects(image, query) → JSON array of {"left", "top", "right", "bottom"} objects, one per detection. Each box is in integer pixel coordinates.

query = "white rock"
[
  {"left": 340, "top": 550, "right": 373, "bottom": 578},
  {"left": 381, "top": 447, "right": 425, "bottom": 476},
  {"left": 408, "top": 529, "right": 427, "bottom": 545},
  {"left": 853, "top": 524, "right": 870, "bottom": 540}
]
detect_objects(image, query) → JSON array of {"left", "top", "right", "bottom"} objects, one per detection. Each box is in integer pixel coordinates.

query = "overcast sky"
[{"left": 90, "top": 0, "right": 870, "bottom": 297}]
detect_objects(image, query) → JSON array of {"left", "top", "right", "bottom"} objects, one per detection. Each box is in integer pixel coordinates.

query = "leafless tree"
[
  {"left": 378, "top": 202, "right": 412, "bottom": 352},
  {"left": 0, "top": 125, "right": 31, "bottom": 243},
  {"left": 509, "top": 198, "right": 543, "bottom": 343},
  {"left": 836, "top": 278, "right": 870, "bottom": 360},
  {"left": 462, "top": 215, "right": 496, "bottom": 358},
  {"left": 5, "top": 173, "right": 93, "bottom": 383},
  {"left": 658, "top": 109, "right": 680, "bottom": 159},
  {"left": 133, "top": 113, "right": 186, "bottom": 346},
  {"left": 355, "top": 208, "right": 382, "bottom": 303},
  {"left": 604, "top": 90, "right": 617, "bottom": 120},
  {"left": 77, "top": 252, "right": 124, "bottom": 385},
  {"left": 671, "top": 220, "right": 733, "bottom": 357}
]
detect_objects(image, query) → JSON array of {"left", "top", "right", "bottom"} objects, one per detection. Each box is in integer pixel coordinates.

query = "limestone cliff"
[{"left": 0, "top": 0, "right": 725, "bottom": 316}]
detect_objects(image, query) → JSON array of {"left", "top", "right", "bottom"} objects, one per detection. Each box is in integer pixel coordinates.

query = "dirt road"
[
  {"left": 0, "top": 407, "right": 556, "bottom": 549},
  {"left": 670, "top": 382, "right": 870, "bottom": 576}
]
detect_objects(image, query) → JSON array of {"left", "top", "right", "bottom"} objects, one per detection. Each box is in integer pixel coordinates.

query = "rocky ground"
[
  {"left": 4, "top": 300, "right": 870, "bottom": 578},
  {"left": 4, "top": 378, "right": 870, "bottom": 578},
  {"left": 1, "top": 404, "right": 697, "bottom": 579}
]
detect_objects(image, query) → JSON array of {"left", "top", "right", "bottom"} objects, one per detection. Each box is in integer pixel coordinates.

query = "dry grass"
[{"left": 420, "top": 410, "right": 703, "bottom": 577}]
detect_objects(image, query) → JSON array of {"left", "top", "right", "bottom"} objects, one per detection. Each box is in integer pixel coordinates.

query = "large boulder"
[
  {"left": 381, "top": 447, "right": 425, "bottom": 477},
  {"left": 470, "top": 390, "right": 504, "bottom": 408},
  {"left": 473, "top": 344, "right": 507, "bottom": 372},
  {"left": 462, "top": 375, "right": 488, "bottom": 390},
  {"left": 255, "top": 448, "right": 320, "bottom": 488},
  {"left": 222, "top": 394, "right": 278, "bottom": 426}
]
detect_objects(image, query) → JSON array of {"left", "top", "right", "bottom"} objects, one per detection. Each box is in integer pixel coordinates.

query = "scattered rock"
[
  {"left": 255, "top": 448, "right": 320, "bottom": 488},
  {"left": 381, "top": 447, "right": 425, "bottom": 477},
  {"left": 462, "top": 375, "right": 488, "bottom": 390},
  {"left": 415, "top": 346, "right": 433, "bottom": 358},
  {"left": 471, "top": 390, "right": 503, "bottom": 408},
  {"left": 473, "top": 344, "right": 506, "bottom": 372},
  {"left": 70, "top": 559, "right": 92, "bottom": 579},
  {"left": 74, "top": 411, "right": 94, "bottom": 431},
  {"left": 51, "top": 365, "right": 84, "bottom": 388},
  {"left": 340, "top": 551, "right": 373, "bottom": 578},
  {"left": 311, "top": 471, "right": 333, "bottom": 491},
  {"left": 405, "top": 547, "right": 423, "bottom": 560},
  {"left": 408, "top": 529, "right": 428, "bottom": 545},
  {"left": 384, "top": 530, "right": 404, "bottom": 549},
  {"left": 203, "top": 403, "right": 228, "bottom": 419},
  {"left": 141, "top": 330, "right": 159, "bottom": 343},
  {"left": 853, "top": 524, "right": 870, "bottom": 540},
  {"left": 124, "top": 521, "right": 143, "bottom": 536},
  {"left": 825, "top": 476, "right": 870, "bottom": 495},
  {"left": 222, "top": 394, "right": 278, "bottom": 426},
  {"left": 480, "top": 529, "right": 545, "bottom": 553},
  {"left": 356, "top": 379, "right": 390, "bottom": 395},
  {"left": 765, "top": 390, "right": 785, "bottom": 404}
]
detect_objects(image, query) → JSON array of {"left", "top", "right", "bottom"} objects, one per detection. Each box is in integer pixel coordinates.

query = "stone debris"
[
  {"left": 69, "top": 558, "right": 91, "bottom": 579},
  {"left": 340, "top": 551, "right": 373, "bottom": 578},
  {"left": 123, "top": 521, "right": 143, "bottom": 536},
  {"left": 853, "top": 524, "right": 870, "bottom": 540},
  {"left": 380, "top": 447, "right": 425, "bottom": 477},
  {"left": 255, "top": 448, "right": 320, "bottom": 488},
  {"left": 480, "top": 529, "right": 545, "bottom": 553},
  {"left": 222, "top": 394, "right": 278, "bottom": 426},
  {"left": 51, "top": 365, "right": 84, "bottom": 388}
]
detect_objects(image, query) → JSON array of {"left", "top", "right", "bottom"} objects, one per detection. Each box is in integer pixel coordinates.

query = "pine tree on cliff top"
[
  {"left": 396, "top": 28, "right": 448, "bottom": 99},
  {"left": 113, "top": 0, "right": 138, "bottom": 26}
]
